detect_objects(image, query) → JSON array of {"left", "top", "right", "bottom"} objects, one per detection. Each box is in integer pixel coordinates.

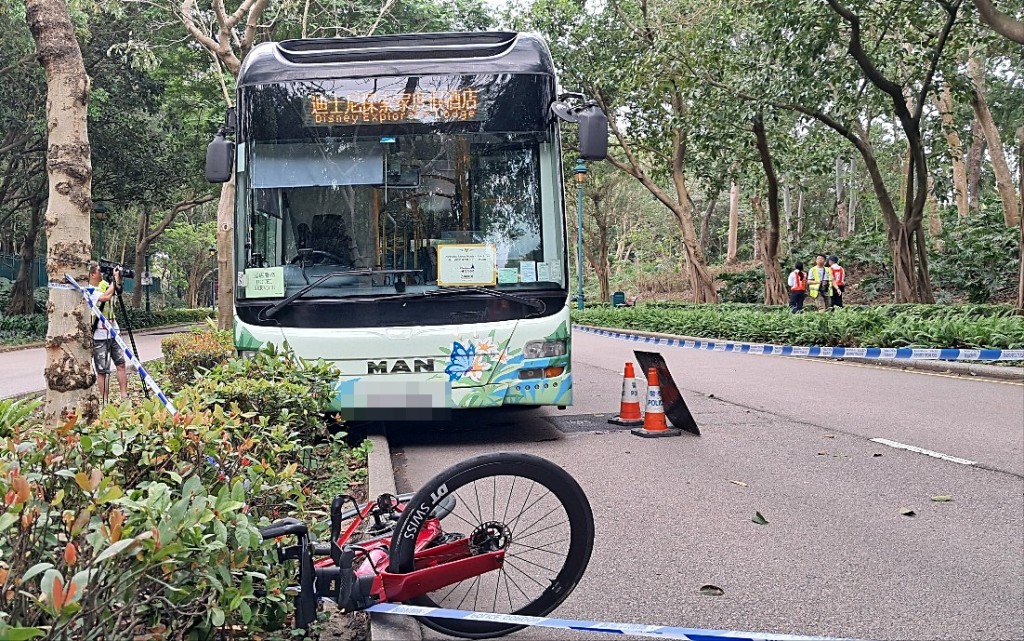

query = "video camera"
[{"left": 99, "top": 258, "right": 135, "bottom": 282}]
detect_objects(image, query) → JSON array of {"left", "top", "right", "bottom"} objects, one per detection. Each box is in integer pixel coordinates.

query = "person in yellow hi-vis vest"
[
  {"left": 86, "top": 261, "right": 128, "bottom": 400},
  {"left": 807, "top": 253, "right": 832, "bottom": 311}
]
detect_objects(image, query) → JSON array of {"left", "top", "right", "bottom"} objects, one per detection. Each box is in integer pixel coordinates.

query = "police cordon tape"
[
  {"left": 64, "top": 274, "right": 178, "bottom": 415},
  {"left": 366, "top": 603, "right": 860, "bottom": 641},
  {"left": 573, "top": 325, "right": 1024, "bottom": 362}
]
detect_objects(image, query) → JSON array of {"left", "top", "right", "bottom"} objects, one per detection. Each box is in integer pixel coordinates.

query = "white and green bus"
[{"left": 205, "top": 31, "right": 607, "bottom": 420}]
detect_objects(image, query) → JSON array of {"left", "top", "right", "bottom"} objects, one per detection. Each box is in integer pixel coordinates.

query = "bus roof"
[{"left": 237, "top": 31, "right": 556, "bottom": 87}]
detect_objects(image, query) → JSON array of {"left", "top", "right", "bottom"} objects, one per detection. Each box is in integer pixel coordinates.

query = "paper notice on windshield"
[
  {"left": 497, "top": 268, "right": 519, "bottom": 284},
  {"left": 245, "top": 267, "right": 285, "bottom": 298},
  {"left": 437, "top": 244, "right": 497, "bottom": 286},
  {"left": 519, "top": 261, "right": 537, "bottom": 283},
  {"left": 537, "top": 262, "right": 552, "bottom": 282}
]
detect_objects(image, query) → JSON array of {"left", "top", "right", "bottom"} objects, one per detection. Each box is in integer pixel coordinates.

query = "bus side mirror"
[
  {"left": 205, "top": 133, "right": 234, "bottom": 183},
  {"left": 577, "top": 105, "right": 608, "bottom": 161}
]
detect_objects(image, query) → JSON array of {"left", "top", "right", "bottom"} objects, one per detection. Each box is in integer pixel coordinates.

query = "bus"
[{"left": 205, "top": 31, "right": 607, "bottom": 420}]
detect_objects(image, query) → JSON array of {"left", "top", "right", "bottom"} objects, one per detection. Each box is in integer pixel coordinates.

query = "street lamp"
[
  {"left": 93, "top": 202, "right": 108, "bottom": 259},
  {"left": 573, "top": 159, "right": 588, "bottom": 311}
]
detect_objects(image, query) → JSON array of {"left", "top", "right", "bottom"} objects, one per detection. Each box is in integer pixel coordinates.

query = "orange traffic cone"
[
  {"left": 609, "top": 362, "right": 644, "bottom": 426},
  {"left": 630, "top": 367, "right": 682, "bottom": 438}
]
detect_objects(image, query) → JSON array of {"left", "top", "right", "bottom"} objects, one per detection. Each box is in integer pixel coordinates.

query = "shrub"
[
  {"left": 931, "top": 216, "right": 1019, "bottom": 303},
  {"left": 0, "top": 313, "right": 47, "bottom": 345},
  {"left": 717, "top": 267, "right": 765, "bottom": 304},
  {"left": 161, "top": 329, "right": 234, "bottom": 389},
  {"left": 185, "top": 343, "right": 337, "bottom": 438},
  {"left": 0, "top": 344, "right": 348, "bottom": 640},
  {"left": 0, "top": 398, "right": 308, "bottom": 640},
  {"left": 573, "top": 303, "right": 1024, "bottom": 350}
]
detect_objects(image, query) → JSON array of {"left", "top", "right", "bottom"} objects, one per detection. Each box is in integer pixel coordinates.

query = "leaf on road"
[
  {"left": 899, "top": 507, "right": 916, "bottom": 517},
  {"left": 752, "top": 511, "right": 769, "bottom": 525},
  {"left": 824, "top": 434, "right": 835, "bottom": 439},
  {"left": 728, "top": 480, "right": 748, "bottom": 487},
  {"left": 699, "top": 584, "right": 725, "bottom": 596},
  {"left": 817, "top": 451, "right": 828, "bottom": 456},
  {"left": 930, "top": 495, "right": 954, "bottom": 502}
]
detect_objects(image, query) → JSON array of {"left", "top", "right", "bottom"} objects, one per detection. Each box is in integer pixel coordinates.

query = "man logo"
[{"left": 366, "top": 359, "right": 436, "bottom": 374}]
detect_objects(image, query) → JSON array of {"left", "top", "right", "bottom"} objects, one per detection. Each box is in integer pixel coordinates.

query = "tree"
[
  {"left": 25, "top": 0, "right": 98, "bottom": 423},
  {"left": 751, "top": 113, "right": 786, "bottom": 305},
  {"left": 1, "top": 6, "right": 48, "bottom": 315},
  {"left": 701, "top": 0, "right": 965, "bottom": 302},
  {"left": 972, "top": 0, "right": 1024, "bottom": 43},
  {"left": 967, "top": 57, "right": 1020, "bottom": 227},
  {"left": 172, "top": 0, "right": 271, "bottom": 329}
]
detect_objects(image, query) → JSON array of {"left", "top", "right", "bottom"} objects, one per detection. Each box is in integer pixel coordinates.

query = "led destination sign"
[{"left": 306, "top": 89, "right": 481, "bottom": 126}]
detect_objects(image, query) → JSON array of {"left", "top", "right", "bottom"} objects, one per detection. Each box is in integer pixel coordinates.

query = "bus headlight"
[{"left": 523, "top": 340, "right": 567, "bottom": 359}]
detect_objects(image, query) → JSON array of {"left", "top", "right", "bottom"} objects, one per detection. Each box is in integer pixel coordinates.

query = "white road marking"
[{"left": 870, "top": 438, "right": 977, "bottom": 465}]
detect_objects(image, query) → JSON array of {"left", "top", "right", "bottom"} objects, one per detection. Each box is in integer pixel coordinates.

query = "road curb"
[
  {"left": 366, "top": 430, "right": 422, "bottom": 641},
  {"left": 0, "top": 323, "right": 200, "bottom": 354},
  {"left": 573, "top": 325, "right": 1024, "bottom": 383}
]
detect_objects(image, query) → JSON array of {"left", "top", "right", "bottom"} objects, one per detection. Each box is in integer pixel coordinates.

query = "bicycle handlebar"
[{"left": 259, "top": 518, "right": 308, "bottom": 540}]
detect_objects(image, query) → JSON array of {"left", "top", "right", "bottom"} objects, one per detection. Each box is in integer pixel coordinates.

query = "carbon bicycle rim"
[{"left": 388, "top": 453, "right": 594, "bottom": 639}]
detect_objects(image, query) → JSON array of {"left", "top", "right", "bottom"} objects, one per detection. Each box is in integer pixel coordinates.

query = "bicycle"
[{"left": 259, "top": 452, "right": 594, "bottom": 639}]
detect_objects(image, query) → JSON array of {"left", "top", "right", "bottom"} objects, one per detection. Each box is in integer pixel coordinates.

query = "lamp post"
[
  {"left": 93, "top": 202, "right": 108, "bottom": 259},
  {"left": 208, "top": 246, "right": 217, "bottom": 308},
  {"left": 573, "top": 159, "right": 588, "bottom": 311}
]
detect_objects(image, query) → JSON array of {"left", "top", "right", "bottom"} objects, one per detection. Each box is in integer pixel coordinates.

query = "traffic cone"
[
  {"left": 609, "top": 362, "right": 644, "bottom": 426},
  {"left": 631, "top": 367, "right": 682, "bottom": 438}
]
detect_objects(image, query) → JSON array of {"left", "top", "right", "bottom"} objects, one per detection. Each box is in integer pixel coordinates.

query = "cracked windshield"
[{"left": 237, "top": 74, "right": 565, "bottom": 299}]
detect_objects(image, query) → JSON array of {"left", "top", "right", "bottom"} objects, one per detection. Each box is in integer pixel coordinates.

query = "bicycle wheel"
[{"left": 388, "top": 452, "right": 594, "bottom": 639}]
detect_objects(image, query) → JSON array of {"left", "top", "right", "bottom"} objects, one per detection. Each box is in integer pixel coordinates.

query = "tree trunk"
[
  {"left": 752, "top": 114, "right": 786, "bottom": 306},
  {"left": 968, "top": 119, "right": 984, "bottom": 211},
  {"left": 848, "top": 155, "right": 858, "bottom": 235},
  {"left": 835, "top": 156, "right": 849, "bottom": 238},
  {"left": 934, "top": 86, "right": 970, "bottom": 219},
  {"left": 752, "top": 204, "right": 760, "bottom": 260},
  {"left": 796, "top": 189, "right": 804, "bottom": 241},
  {"left": 1016, "top": 126, "right": 1023, "bottom": 314},
  {"left": 132, "top": 207, "right": 149, "bottom": 308},
  {"left": 7, "top": 198, "right": 43, "bottom": 315},
  {"left": 26, "top": 0, "right": 98, "bottom": 424},
  {"left": 927, "top": 174, "right": 944, "bottom": 251},
  {"left": 216, "top": 178, "right": 235, "bottom": 329},
  {"left": 969, "top": 57, "right": 1020, "bottom": 227},
  {"left": 699, "top": 194, "right": 717, "bottom": 254},
  {"left": 783, "top": 182, "right": 793, "bottom": 248},
  {"left": 726, "top": 181, "right": 739, "bottom": 264}
]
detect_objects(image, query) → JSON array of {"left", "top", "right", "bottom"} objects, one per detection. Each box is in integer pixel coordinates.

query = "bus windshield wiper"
[
  {"left": 388, "top": 287, "right": 547, "bottom": 314},
  {"left": 261, "top": 269, "right": 419, "bottom": 319}
]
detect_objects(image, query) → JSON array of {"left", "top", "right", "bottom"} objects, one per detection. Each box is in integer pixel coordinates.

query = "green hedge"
[
  {"left": 573, "top": 303, "right": 1024, "bottom": 350},
  {"left": 0, "top": 308, "right": 213, "bottom": 346}
]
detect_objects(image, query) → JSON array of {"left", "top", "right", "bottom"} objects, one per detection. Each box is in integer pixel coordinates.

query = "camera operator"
[{"left": 86, "top": 260, "right": 128, "bottom": 401}]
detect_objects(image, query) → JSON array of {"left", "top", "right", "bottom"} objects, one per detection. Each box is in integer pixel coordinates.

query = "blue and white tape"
[
  {"left": 65, "top": 274, "right": 178, "bottom": 415},
  {"left": 366, "top": 603, "right": 855, "bottom": 641},
  {"left": 574, "top": 325, "right": 1023, "bottom": 362}
]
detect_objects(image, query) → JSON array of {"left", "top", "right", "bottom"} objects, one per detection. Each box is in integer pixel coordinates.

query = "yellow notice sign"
[
  {"left": 437, "top": 244, "right": 496, "bottom": 287},
  {"left": 245, "top": 267, "right": 285, "bottom": 298}
]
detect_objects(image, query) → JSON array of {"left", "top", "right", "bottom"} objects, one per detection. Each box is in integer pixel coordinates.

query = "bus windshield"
[{"left": 236, "top": 74, "right": 566, "bottom": 301}]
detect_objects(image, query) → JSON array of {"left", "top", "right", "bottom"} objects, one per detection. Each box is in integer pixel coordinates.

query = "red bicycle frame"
[{"left": 311, "top": 496, "right": 505, "bottom": 607}]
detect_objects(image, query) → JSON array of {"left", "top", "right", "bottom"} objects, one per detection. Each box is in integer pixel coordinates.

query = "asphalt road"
[
  {"left": 0, "top": 327, "right": 184, "bottom": 399},
  {"left": 386, "top": 329, "right": 1024, "bottom": 641}
]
